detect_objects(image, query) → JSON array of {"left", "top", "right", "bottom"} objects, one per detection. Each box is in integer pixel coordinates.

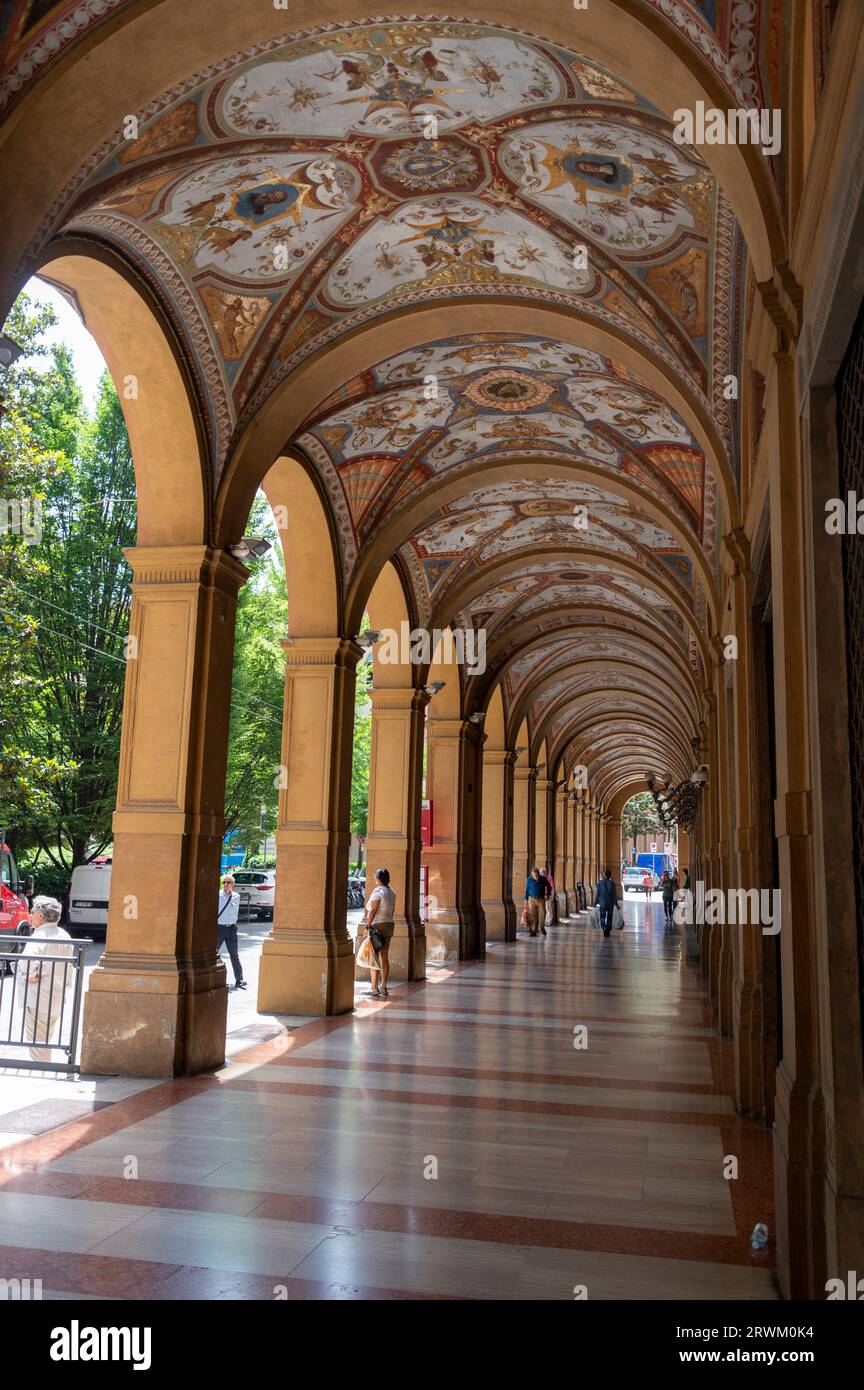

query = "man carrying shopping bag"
[{"left": 594, "top": 869, "right": 621, "bottom": 938}]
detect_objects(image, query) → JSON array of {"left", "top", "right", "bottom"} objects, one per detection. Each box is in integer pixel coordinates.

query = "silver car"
[{"left": 231, "top": 869, "right": 275, "bottom": 920}]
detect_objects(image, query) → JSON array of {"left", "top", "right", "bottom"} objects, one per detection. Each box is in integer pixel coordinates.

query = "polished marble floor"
[{"left": 0, "top": 900, "right": 777, "bottom": 1300}]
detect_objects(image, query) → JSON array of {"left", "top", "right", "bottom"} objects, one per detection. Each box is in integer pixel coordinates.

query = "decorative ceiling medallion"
[
  {"left": 376, "top": 138, "right": 484, "bottom": 194},
  {"left": 462, "top": 369, "right": 555, "bottom": 413}
]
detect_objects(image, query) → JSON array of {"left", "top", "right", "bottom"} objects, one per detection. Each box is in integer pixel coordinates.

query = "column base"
[
  {"left": 483, "top": 900, "right": 516, "bottom": 941},
  {"left": 352, "top": 919, "right": 426, "bottom": 982},
  {"left": 81, "top": 958, "right": 227, "bottom": 1077},
  {"left": 257, "top": 932, "right": 354, "bottom": 1016}
]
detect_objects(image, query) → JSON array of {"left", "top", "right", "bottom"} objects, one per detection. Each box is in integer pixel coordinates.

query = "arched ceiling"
[
  {"left": 8, "top": 7, "right": 760, "bottom": 819},
  {"left": 36, "top": 19, "right": 745, "bottom": 480},
  {"left": 0, "top": 3, "right": 776, "bottom": 124}
]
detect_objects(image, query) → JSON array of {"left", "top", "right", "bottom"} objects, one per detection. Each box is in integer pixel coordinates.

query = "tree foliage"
[
  {"left": 223, "top": 499, "right": 287, "bottom": 856},
  {"left": 1, "top": 295, "right": 372, "bottom": 882},
  {"left": 1, "top": 299, "right": 136, "bottom": 868},
  {"left": 621, "top": 791, "right": 663, "bottom": 851},
  {"left": 350, "top": 657, "right": 373, "bottom": 840}
]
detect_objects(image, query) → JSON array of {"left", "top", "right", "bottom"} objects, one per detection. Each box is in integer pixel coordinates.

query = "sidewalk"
[{"left": 0, "top": 906, "right": 412, "bottom": 1153}]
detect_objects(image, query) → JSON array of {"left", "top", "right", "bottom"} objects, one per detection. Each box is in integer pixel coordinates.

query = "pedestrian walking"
[
  {"left": 661, "top": 870, "right": 679, "bottom": 923},
  {"left": 523, "top": 867, "right": 547, "bottom": 936},
  {"left": 15, "top": 896, "right": 75, "bottom": 1062},
  {"left": 539, "top": 866, "right": 555, "bottom": 926},
  {"left": 642, "top": 868, "right": 653, "bottom": 900},
  {"left": 217, "top": 875, "right": 245, "bottom": 989},
  {"left": 595, "top": 869, "right": 621, "bottom": 937},
  {"left": 365, "top": 867, "right": 396, "bottom": 999}
]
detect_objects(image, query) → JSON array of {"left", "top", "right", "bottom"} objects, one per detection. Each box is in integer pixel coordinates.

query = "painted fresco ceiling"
[
  {"left": 299, "top": 335, "right": 718, "bottom": 582},
  {"left": 0, "top": 3, "right": 773, "bottom": 121},
  {"left": 10, "top": 9, "right": 754, "bottom": 792},
  {"left": 40, "top": 19, "right": 744, "bottom": 473}
]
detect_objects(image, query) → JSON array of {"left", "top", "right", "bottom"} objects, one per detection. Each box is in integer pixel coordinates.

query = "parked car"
[
  {"left": 622, "top": 866, "right": 654, "bottom": 894},
  {"left": 1, "top": 842, "right": 33, "bottom": 973},
  {"left": 232, "top": 869, "right": 275, "bottom": 920},
  {"left": 1, "top": 842, "right": 32, "bottom": 936},
  {"left": 68, "top": 860, "right": 111, "bottom": 937}
]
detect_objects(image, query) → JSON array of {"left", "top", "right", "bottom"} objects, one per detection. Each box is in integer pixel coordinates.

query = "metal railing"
[{"left": 0, "top": 939, "right": 90, "bottom": 1074}]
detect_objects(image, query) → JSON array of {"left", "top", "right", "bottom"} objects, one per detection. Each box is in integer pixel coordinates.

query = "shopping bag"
[
  {"left": 589, "top": 906, "right": 600, "bottom": 930},
  {"left": 356, "top": 935, "right": 376, "bottom": 970},
  {"left": 614, "top": 905, "right": 624, "bottom": 931},
  {"left": 520, "top": 908, "right": 531, "bottom": 930}
]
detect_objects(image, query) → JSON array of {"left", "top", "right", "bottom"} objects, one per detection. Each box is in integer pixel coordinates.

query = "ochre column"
[
  {"left": 257, "top": 636, "right": 361, "bottom": 1016},
  {"left": 423, "top": 718, "right": 484, "bottom": 961},
  {"left": 575, "top": 795, "right": 588, "bottom": 889},
  {"left": 566, "top": 792, "right": 579, "bottom": 912},
  {"left": 480, "top": 748, "right": 517, "bottom": 940},
  {"left": 769, "top": 338, "right": 824, "bottom": 1300},
  {"left": 554, "top": 785, "right": 567, "bottom": 918},
  {"left": 362, "top": 686, "right": 428, "bottom": 982},
  {"left": 534, "top": 774, "right": 551, "bottom": 917},
  {"left": 512, "top": 762, "right": 534, "bottom": 883},
  {"left": 603, "top": 812, "right": 620, "bottom": 873},
  {"left": 560, "top": 790, "right": 570, "bottom": 898},
  {"left": 81, "top": 545, "right": 247, "bottom": 1077},
  {"left": 725, "top": 530, "right": 765, "bottom": 1117}
]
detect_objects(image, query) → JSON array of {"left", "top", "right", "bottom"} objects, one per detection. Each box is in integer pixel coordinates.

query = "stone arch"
[
  {"left": 261, "top": 453, "right": 341, "bottom": 635},
  {"left": 218, "top": 301, "right": 740, "bottom": 576},
  {"left": 32, "top": 242, "right": 208, "bottom": 546},
  {"left": 514, "top": 662, "right": 699, "bottom": 751},
  {"left": 346, "top": 457, "right": 723, "bottom": 637},
  {"left": 467, "top": 609, "right": 705, "bottom": 717},
  {"left": 435, "top": 545, "right": 709, "bottom": 680},
  {"left": 0, "top": 0, "right": 784, "bottom": 318}
]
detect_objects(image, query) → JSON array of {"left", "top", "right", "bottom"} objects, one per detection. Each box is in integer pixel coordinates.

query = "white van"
[{"left": 68, "top": 861, "right": 112, "bottom": 936}]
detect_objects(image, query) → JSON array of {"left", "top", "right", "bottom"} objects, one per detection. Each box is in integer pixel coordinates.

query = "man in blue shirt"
[
  {"left": 523, "top": 867, "right": 547, "bottom": 936},
  {"left": 595, "top": 868, "right": 621, "bottom": 938}
]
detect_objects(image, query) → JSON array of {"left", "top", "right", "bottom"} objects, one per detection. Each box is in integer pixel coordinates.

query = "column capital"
[
  {"left": 483, "top": 747, "right": 518, "bottom": 768},
  {"left": 514, "top": 763, "right": 538, "bottom": 782},
  {"left": 721, "top": 527, "right": 750, "bottom": 577},
  {"left": 125, "top": 543, "right": 248, "bottom": 596},
  {"left": 426, "top": 717, "right": 485, "bottom": 749},
  {"left": 757, "top": 265, "right": 803, "bottom": 347},
  {"left": 280, "top": 635, "right": 364, "bottom": 670},
  {"left": 369, "top": 685, "right": 430, "bottom": 713}
]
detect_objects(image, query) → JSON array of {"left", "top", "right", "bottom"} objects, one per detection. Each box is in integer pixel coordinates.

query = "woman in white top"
[{"left": 365, "top": 867, "right": 396, "bottom": 999}]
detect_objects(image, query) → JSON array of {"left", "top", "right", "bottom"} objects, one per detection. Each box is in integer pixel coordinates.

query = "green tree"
[
  {"left": 2, "top": 362, "right": 136, "bottom": 870},
  {"left": 621, "top": 791, "right": 663, "bottom": 860},
  {"left": 0, "top": 295, "right": 76, "bottom": 841},
  {"left": 223, "top": 500, "right": 287, "bottom": 857},
  {"left": 350, "top": 658, "right": 373, "bottom": 843}
]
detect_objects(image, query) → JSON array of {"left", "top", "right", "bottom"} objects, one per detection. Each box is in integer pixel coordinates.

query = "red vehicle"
[{"left": 0, "top": 840, "right": 33, "bottom": 938}]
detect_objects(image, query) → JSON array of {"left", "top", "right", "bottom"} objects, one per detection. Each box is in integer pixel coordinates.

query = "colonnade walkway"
[{"left": 0, "top": 899, "right": 777, "bottom": 1300}]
